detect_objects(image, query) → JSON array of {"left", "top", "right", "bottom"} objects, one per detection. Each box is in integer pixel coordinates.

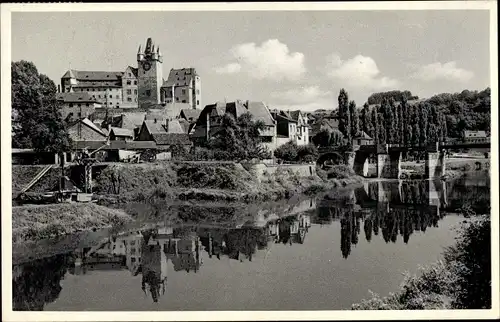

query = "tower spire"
[{"left": 137, "top": 45, "right": 142, "bottom": 54}]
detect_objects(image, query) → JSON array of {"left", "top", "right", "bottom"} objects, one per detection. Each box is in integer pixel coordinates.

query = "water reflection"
[{"left": 12, "top": 178, "right": 490, "bottom": 310}]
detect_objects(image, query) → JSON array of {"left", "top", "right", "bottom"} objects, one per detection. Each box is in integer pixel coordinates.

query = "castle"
[{"left": 59, "top": 37, "right": 201, "bottom": 111}]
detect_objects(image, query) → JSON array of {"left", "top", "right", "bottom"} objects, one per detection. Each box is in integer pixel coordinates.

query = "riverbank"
[
  {"left": 351, "top": 213, "right": 491, "bottom": 310},
  {"left": 92, "top": 162, "right": 363, "bottom": 204},
  {"left": 12, "top": 162, "right": 363, "bottom": 243},
  {"left": 12, "top": 203, "right": 133, "bottom": 244}
]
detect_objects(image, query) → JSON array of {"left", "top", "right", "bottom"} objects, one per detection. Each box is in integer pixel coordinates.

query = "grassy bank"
[
  {"left": 93, "top": 162, "right": 363, "bottom": 204},
  {"left": 12, "top": 203, "right": 133, "bottom": 244},
  {"left": 352, "top": 212, "right": 491, "bottom": 310}
]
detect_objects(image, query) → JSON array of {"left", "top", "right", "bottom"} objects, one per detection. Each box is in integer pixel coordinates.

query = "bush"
[
  {"left": 274, "top": 141, "right": 298, "bottom": 162},
  {"left": 326, "top": 165, "right": 355, "bottom": 179},
  {"left": 444, "top": 215, "right": 491, "bottom": 309},
  {"left": 297, "top": 144, "right": 319, "bottom": 163}
]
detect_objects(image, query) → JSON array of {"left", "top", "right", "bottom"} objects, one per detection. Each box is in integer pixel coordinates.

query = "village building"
[
  {"left": 463, "top": 130, "right": 488, "bottom": 143},
  {"left": 108, "top": 127, "right": 134, "bottom": 141},
  {"left": 56, "top": 92, "right": 102, "bottom": 121},
  {"left": 353, "top": 131, "right": 374, "bottom": 146},
  {"left": 271, "top": 109, "right": 310, "bottom": 147},
  {"left": 161, "top": 68, "right": 201, "bottom": 110},
  {"left": 192, "top": 100, "right": 277, "bottom": 152},
  {"left": 67, "top": 117, "right": 108, "bottom": 142}
]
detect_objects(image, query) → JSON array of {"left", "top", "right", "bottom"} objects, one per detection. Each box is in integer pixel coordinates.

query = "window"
[
  {"left": 176, "top": 97, "right": 179, "bottom": 102},
  {"left": 134, "top": 89, "right": 137, "bottom": 94},
  {"left": 182, "top": 89, "right": 186, "bottom": 95},
  {"left": 130, "top": 240, "right": 136, "bottom": 246},
  {"left": 78, "top": 112, "right": 81, "bottom": 118},
  {"left": 86, "top": 103, "right": 90, "bottom": 107},
  {"left": 131, "top": 258, "right": 136, "bottom": 263},
  {"left": 196, "top": 89, "right": 200, "bottom": 95},
  {"left": 197, "top": 100, "right": 200, "bottom": 105},
  {"left": 127, "top": 80, "right": 131, "bottom": 85},
  {"left": 182, "top": 100, "right": 186, "bottom": 103},
  {"left": 98, "top": 95, "right": 101, "bottom": 98},
  {"left": 127, "top": 89, "right": 132, "bottom": 95},
  {"left": 134, "top": 80, "right": 137, "bottom": 85},
  {"left": 135, "top": 98, "right": 137, "bottom": 102},
  {"left": 69, "top": 103, "right": 73, "bottom": 107},
  {"left": 146, "top": 90, "right": 151, "bottom": 97},
  {"left": 110, "top": 102, "right": 112, "bottom": 105},
  {"left": 109, "top": 95, "right": 112, "bottom": 98},
  {"left": 77, "top": 104, "right": 81, "bottom": 107},
  {"left": 127, "top": 97, "right": 132, "bottom": 102},
  {"left": 128, "top": 73, "right": 131, "bottom": 77}
]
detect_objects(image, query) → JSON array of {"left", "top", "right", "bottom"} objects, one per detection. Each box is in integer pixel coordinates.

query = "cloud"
[
  {"left": 325, "top": 53, "right": 399, "bottom": 90},
  {"left": 214, "top": 63, "right": 241, "bottom": 74},
  {"left": 411, "top": 61, "right": 474, "bottom": 82},
  {"left": 215, "top": 39, "right": 306, "bottom": 81},
  {"left": 269, "top": 85, "right": 333, "bottom": 112},
  {"left": 271, "top": 85, "right": 331, "bottom": 104}
]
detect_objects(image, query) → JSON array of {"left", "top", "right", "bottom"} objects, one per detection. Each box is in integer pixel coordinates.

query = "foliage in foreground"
[
  {"left": 352, "top": 214, "right": 491, "bottom": 310},
  {"left": 273, "top": 141, "right": 318, "bottom": 163}
]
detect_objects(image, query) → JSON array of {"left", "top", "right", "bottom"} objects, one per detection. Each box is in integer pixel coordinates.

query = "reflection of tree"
[
  {"left": 223, "top": 228, "right": 264, "bottom": 261},
  {"left": 13, "top": 254, "right": 70, "bottom": 311},
  {"left": 363, "top": 217, "right": 373, "bottom": 242}
]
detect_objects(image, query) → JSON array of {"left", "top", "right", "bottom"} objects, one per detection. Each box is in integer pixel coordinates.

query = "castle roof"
[
  {"left": 245, "top": 101, "right": 275, "bottom": 126},
  {"left": 163, "top": 68, "right": 198, "bottom": 87},
  {"left": 62, "top": 70, "right": 123, "bottom": 81},
  {"left": 56, "top": 92, "right": 100, "bottom": 103}
]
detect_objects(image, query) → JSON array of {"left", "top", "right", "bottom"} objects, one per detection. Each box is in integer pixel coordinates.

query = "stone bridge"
[{"left": 318, "top": 140, "right": 490, "bottom": 179}]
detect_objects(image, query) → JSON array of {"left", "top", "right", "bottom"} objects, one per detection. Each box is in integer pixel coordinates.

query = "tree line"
[{"left": 334, "top": 87, "right": 490, "bottom": 147}]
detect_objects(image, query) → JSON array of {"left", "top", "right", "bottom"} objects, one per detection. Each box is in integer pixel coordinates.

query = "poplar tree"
[
  {"left": 349, "top": 100, "right": 359, "bottom": 138},
  {"left": 338, "top": 89, "right": 351, "bottom": 144}
]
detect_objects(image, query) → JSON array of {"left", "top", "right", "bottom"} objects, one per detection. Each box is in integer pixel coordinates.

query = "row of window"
[
  {"left": 126, "top": 80, "right": 138, "bottom": 85},
  {"left": 76, "top": 87, "right": 120, "bottom": 92},
  {"left": 126, "top": 89, "right": 138, "bottom": 95}
]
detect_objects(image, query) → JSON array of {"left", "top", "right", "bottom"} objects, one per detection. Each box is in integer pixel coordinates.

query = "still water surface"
[{"left": 12, "top": 176, "right": 490, "bottom": 311}]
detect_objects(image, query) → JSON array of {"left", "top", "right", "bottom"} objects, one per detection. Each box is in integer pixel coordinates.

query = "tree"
[
  {"left": 12, "top": 60, "right": 71, "bottom": 153},
  {"left": 338, "top": 89, "right": 351, "bottom": 144},
  {"left": 418, "top": 103, "right": 429, "bottom": 146},
  {"left": 349, "top": 100, "right": 359, "bottom": 138},
  {"left": 209, "top": 112, "right": 271, "bottom": 161},
  {"left": 274, "top": 141, "right": 298, "bottom": 162},
  {"left": 371, "top": 108, "right": 379, "bottom": 145},
  {"left": 360, "top": 103, "right": 373, "bottom": 138},
  {"left": 312, "top": 128, "right": 344, "bottom": 147}
]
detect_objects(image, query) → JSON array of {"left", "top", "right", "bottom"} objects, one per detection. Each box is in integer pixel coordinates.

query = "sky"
[{"left": 11, "top": 10, "right": 491, "bottom": 112}]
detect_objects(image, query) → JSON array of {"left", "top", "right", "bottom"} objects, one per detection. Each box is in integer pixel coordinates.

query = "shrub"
[
  {"left": 274, "top": 141, "right": 298, "bottom": 162},
  {"left": 297, "top": 144, "right": 319, "bottom": 163},
  {"left": 326, "top": 165, "right": 355, "bottom": 179}
]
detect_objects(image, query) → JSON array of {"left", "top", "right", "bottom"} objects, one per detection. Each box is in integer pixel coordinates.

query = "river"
[{"left": 12, "top": 175, "right": 490, "bottom": 311}]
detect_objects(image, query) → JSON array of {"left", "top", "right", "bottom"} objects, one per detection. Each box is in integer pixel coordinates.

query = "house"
[
  {"left": 309, "top": 117, "right": 340, "bottom": 143},
  {"left": 271, "top": 109, "right": 310, "bottom": 147},
  {"left": 67, "top": 117, "right": 108, "bottom": 142},
  {"left": 353, "top": 131, "right": 374, "bottom": 146},
  {"left": 56, "top": 92, "right": 102, "bottom": 121},
  {"left": 137, "top": 119, "right": 192, "bottom": 158},
  {"left": 102, "top": 112, "right": 147, "bottom": 138},
  {"left": 109, "top": 127, "right": 134, "bottom": 141},
  {"left": 463, "top": 130, "right": 488, "bottom": 143},
  {"left": 180, "top": 108, "right": 201, "bottom": 123},
  {"left": 192, "top": 100, "right": 278, "bottom": 152}
]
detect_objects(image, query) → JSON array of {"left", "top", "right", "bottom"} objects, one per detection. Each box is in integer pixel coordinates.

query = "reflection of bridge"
[{"left": 318, "top": 140, "right": 490, "bottom": 179}]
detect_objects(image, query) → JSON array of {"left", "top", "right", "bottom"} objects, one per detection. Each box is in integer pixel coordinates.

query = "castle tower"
[{"left": 137, "top": 38, "right": 163, "bottom": 109}]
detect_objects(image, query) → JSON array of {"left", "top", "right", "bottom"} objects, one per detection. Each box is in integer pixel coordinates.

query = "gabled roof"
[
  {"left": 72, "top": 118, "right": 107, "bottom": 137},
  {"left": 245, "top": 101, "right": 275, "bottom": 126},
  {"left": 353, "top": 131, "right": 372, "bottom": 140},
  {"left": 151, "top": 133, "right": 191, "bottom": 145},
  {"left": 180, "top": 109, "right": 201, "bottom": 122},
  {"left": 165, "top": 119, "right": 185, "bottom": 134},
  {"left": 56, "top": 92, "right": 100, "bottom": 103},
  {"left": 178, "top": 119, "right": 191, "bottom": 134},
  {"left": 146, "top": 103, "right": 190, "bottom": 122},
  {"left": 163, "top": 68, "right": 198, "bottom": 87},
  {"left": 143, "top": 120, "right": 167, "bottom": 134},
  {"left": 288, "top": 110, "right": 302, "bottom": 121},
  {"left": 226, "top": 100, "right": 248, "bottom": 119},
  {"left": 110, "top": 112, "right": 147, "bottom": 130},
  {"left": 62, "top": 70, "right": 124, "bottom": 81},
  {"left": 109, "top": 127, "right": 134, "bottom": 138},
  {"left": 125, "top": 66, "right": 138, "bottom": 78}
]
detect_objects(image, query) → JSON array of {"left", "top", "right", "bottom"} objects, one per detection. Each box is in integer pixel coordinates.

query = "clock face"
[{"left": 143, "top": 62, "right": 151, "bottom": 71}]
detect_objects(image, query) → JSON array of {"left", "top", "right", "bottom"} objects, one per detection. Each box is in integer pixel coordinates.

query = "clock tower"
[{"left": 137, "top": 38, "right": 163, "bottom": 109}]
